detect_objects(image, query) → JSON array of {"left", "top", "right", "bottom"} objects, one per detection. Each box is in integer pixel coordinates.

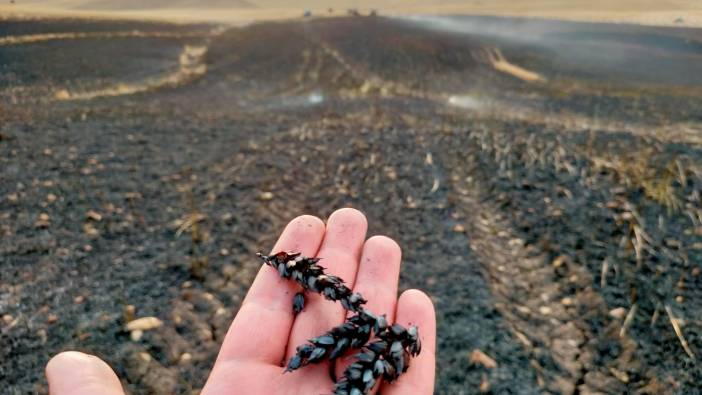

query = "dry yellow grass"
[
  {"left": 480, "top": 48, "right": 545, "bottom": 83},
  {"left": 1, "top": 0, "right": 701, "bottom": 26}
]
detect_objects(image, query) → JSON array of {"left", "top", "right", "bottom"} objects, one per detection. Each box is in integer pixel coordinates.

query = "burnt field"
[{"left": 1, "top": 15, "right": 702, "bottom": 394}]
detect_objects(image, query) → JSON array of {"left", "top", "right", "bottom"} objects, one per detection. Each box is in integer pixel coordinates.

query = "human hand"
[{"left": 46, "top": 208, "right": 436, "bottom": 395}]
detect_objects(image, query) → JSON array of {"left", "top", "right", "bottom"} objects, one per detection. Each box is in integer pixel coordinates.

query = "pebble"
[
  {"left": 47, "top": 314, "right": 59, "bottom": 324},
  {"left": 560, "top": 297, "right": 574, "bottom": 306},
  {"left": 86, "top": 210, "right": 102, "bottom": 221},
  {"left": 259, "top": 191, "right": 274, "bottom": 201},
  {"left": 453, "top": 224, "right": 466, "bottom": 233},
  {"left": 126, "top": 317, "right": 163, "bottom": 331},
  {"left": 179, "top": 353, "right": 193, "bottom": 364},
  {"left": 609, "top": 307, "right": 627, "bottom": 320},
  {"left": 469, "top": 349, "right": 498, "bottom": 369},
  {"left": 83, "top": 223, "right": 99, "bottom": 237},
  {"left": 35, "top": 213, "right": 51, "bottom": 228},
  {"left": 130, "top": 329, "right": 144, "bottom": 341},
  {"left": 552, "top": 255, "right": 568, "bottom": 268}
]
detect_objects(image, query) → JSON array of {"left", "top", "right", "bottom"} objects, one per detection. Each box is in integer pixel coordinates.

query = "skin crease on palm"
[{"left": 45, "top": 208, "right": 437, "bottom": 395}]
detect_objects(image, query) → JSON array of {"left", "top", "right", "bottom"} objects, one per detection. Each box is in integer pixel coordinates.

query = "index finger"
[{"left": 213, "top": 214, "right": 325, "bottom": 365}]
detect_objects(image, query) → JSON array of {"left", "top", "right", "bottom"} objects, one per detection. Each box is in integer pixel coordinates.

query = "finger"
[
  {"left": 335, "top": 235, "right": 402, "bottom": 381},
  {"left": 46, "top": 351, "right": 124, "bottom": 395},
  {"left": 215, "top": 214, "right": 325, "bottom": 365},
  {"left": 285, "top": 208, "right": 368, "bottom": 360},
  {"left": 381, "top": 290, "right": 436, "bottom": 395}
]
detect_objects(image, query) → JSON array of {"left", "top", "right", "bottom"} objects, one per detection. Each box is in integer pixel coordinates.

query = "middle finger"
[{"left": 285, "top": 208, "right": 368, "bottom": 360}]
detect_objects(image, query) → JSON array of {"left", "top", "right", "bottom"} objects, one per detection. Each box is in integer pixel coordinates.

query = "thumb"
[{"left": 46, "top": 351, "right": 125, "bottom": 395}]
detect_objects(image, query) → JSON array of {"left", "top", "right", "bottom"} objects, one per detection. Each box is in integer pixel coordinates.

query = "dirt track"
[{"left": 1, "top": 16, "right": 701, "bottom": 394}]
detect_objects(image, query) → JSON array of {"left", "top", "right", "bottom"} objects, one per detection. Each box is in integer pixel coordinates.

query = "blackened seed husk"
[
  {"left": 293, "top": 292, "right": 305, "bottom": 314},
  {"left": 257, "top": 252, "right": 421, "bottom": 394},
  {"left": 257, "top": 252, "right": 367, "bottom": 313}
]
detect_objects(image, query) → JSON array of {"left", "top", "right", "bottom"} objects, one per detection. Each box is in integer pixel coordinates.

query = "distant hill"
[{"left": 72, "top": 0, "right": 258, "bottom": 10}]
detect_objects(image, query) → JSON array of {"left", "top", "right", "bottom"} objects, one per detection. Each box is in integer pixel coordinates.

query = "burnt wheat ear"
[
  {"left": 256, "top": 251, "right": 421, "bottom": 395},
  {"left": 334, "top": 324, "right": 421, "bottom": 395},
  {"left": 285, "top": 310, "right": 387, "bottom": 371},
  {"left": 257, "top": 251, "right": 367, "bottom": 312}
]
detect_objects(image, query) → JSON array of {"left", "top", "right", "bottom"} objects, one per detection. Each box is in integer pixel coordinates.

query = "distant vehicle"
[
  {"left": 328, "top": 8, "right": 334, "bottom": 14},
  {"left": 675, "top": 17, "right": 685, "bottom": 24},
  {"left": 303, "top": 10, "right": 312, "bottom": 18},
  {"left": 369, "top": 9, "right": 378, "bottom": 16},
  {"left": 347, "top": 8, "right": 360, "bottom": 16}
]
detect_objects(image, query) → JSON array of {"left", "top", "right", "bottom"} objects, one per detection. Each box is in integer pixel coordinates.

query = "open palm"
[{"left": 46, "top": 208, "right": 436, "bottom": 395}]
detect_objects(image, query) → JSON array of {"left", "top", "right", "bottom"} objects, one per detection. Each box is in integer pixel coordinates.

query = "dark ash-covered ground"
[{"left": 1, "top": 15, "right": 701, "bottom": 394}]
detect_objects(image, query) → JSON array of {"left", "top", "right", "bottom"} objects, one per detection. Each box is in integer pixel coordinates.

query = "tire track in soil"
[{"left": 446, "top": 150, "right": 655, "bottom": 394}]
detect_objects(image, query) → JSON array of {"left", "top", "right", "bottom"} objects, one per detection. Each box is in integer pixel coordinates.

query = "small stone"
[
  {"left": 609, "top": 307, "right": 627, "bottom": 320},
  {"left": 561, "top": 297, "right": 574, "bottom": 306},
  {"left": 259, "top": 191, "right": 274, "bottom": 201},
  {"left": 220, "top": 212, "right": 233, "bottom": 221},
  {"left": 83, "top": 245, "right": 93, "bottom": 252},
  {"left": 453, "top": 224, "right": 466, "bottom": 233},
  {"left": 552, "top": 255, "right": 568, "bottom": 268},
  {"left": 539, "top": 306, "right": 552, "bottom": 315},
  {"left": 692, "top": 267, "right": 701, "bottom": 277},
  {"left": 86, "top": 210, "right": 102, "bottom": 221},
  {"left": 469, "top": 349, "right": 497, "bottom": 369},
  {"left": 73, "top": 295, "right": 85, "bottom": 304},
  {"left": 35, "top": 213, "right": 51, "bottom": 228},
  {"left": 83, "top": 223, "right": 99, "bottom": 237},
  {"left": 676, "top": 295, "right": 684, "bottom": 303},
  {"left": 179, "top": 353, "right": 192, "bottom": 364},
  {"left": 219, "top": 248, "right": 230, "bottom": 256},
  {"left": 130, "top": 329, "right": 144, "bottom": 341},
  {"left": 126, "top": 317, "right": 163, "bottom": 331},
  {"left": 609, "top": 367, "right": 630, "bottom": 383},
  {"left": 508, "top": 238, "right": 524, "bottom": 247},
  {"left": 46, "top": 193, "right": 57, "bottom": 203},
  {"left": 47, "top": 314, "right": 59, "bottom": 324},
  {"left": 2, "top": 314, "right": 13, "bottom": 324}
]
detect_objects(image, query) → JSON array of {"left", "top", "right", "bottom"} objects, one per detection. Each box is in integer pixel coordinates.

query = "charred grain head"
[{"left": 257, "top": 251, "right": 421, "bottom": 394}]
